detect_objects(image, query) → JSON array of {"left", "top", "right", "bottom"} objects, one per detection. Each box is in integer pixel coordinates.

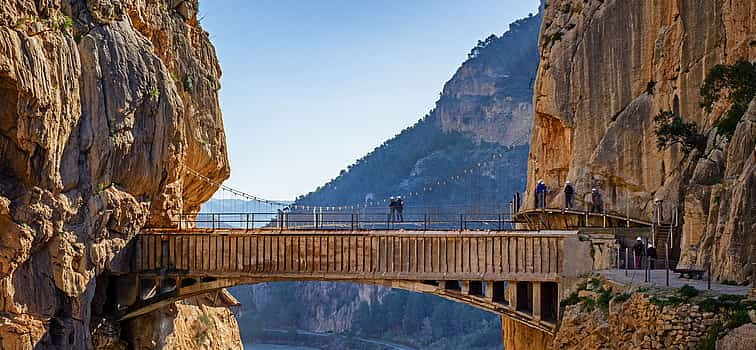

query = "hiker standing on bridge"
[
  {"left": 590, "top": 188, "right": 603, "bottom": 213},
  {"left": 535, "top": 180, "right": 547, "bottom": 208},
  {"left": 564, "top": 181, "right": 575, "bottom": 210},
  {"left": 397, "top": 196, "right": 404, "bottom": 222},
  {"left": 389, "top": 196, "right": 397, "bottom": 222}
]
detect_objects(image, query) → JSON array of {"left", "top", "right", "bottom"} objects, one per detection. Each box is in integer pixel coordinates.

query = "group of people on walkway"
[
  {"left": 389, "top": 196, "right": 404, "bottom": 222},
  {"left": 534, "top": 179, "right": 604, "bottom": 213}
]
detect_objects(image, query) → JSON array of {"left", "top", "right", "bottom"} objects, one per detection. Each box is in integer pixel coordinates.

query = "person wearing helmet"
[
  {"left": 564, "top": 180, "right": 575, "bottom": 210},
  {"left": 590, "top": 188, "right": 603, "bottom": 213},
  {"left": 535, "top": 179, "right": 547, "bottom": 208}
]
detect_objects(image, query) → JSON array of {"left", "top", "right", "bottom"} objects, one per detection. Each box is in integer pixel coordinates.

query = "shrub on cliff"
[
  {"left": 654, "top": 110, "right": 705, "bottom": 153},
  {"left": 700, "top": 60, "right": 756, "bottom": 139}
]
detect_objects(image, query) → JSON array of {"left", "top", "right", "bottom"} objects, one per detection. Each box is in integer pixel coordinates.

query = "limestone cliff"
[
  {"left": 437, "top": 13, "right": 540, "bottom": 146},
  {"left": 0, "top": 0, "right": 232, "bottom": 349},
  {"left": 525, "top": 0, "right": 754, "bottom": 282}
]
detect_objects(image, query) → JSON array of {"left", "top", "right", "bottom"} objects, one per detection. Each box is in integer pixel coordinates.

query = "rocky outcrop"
[
  {"left": 553, "top": 293, "right": 723, "bottom": 349},
  {"left": 717, "top": 323, "right": 756, "bottom": 350},
  {"left": 0, "top": 0, "right": 231, "bottom": 348},
  {"left": 500, "top": 316, "right": 552, "bottom": 350},
  {"left": 124, "top": 293, "right": 242, "bottom": 350},
  {"left": 525, "top": 0, "right": 755, "bottom": 282},
  {"left": 437, "top": 14, "right": 540, "bottom": 147}
]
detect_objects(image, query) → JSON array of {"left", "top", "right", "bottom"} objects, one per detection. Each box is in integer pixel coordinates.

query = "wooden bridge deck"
[{"left": 133, "top": 229, "right": 583, "bottom": 282}]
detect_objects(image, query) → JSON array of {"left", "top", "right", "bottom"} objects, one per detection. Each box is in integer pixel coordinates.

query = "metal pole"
[
  {"left": 707, "top": 263, "right": 711, "bottom": 290},
  {"left": 616, "top": 242, "right": 620, "bottom": 270},
  {"left": 665, "top": 243, "right": 669, "bottom": 287},
  {"left": 460, "top": 214, "right": 464, "bottom": 231},
  {"left": 625, "top": 248, "right": 629, "bottom": 276},
  {"left": 245, "top": 213, "right": 249, "bottom": 230}
]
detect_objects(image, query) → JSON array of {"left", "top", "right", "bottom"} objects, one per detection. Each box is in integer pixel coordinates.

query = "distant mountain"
[
  {"left": 231, "top": 11, "right": 542, "bottom": 350},
  {"left": 294, "top": 17, "right": 541, "bottom": 212}
]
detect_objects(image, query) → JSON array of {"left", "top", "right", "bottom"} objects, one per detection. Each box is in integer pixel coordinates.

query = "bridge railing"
[{"left": 151, "top": 210, "right": 517, "bottom": 231}]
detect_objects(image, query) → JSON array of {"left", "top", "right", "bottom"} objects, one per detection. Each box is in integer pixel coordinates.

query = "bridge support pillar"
[
  {"left": 461, "top": 281, "right": 470, "bottom": 295},
  {"left": 507, "top": 282, "right": 517, "bottom": 313},
  {"left": 532, "top": 281, "right": 542, "bottom": 321},
  {"left": 485, "top": 281, "right": 494, "bottom": 300}
]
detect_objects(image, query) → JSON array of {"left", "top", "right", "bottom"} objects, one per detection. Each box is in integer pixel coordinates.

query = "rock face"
[
  {"left": 553, "top": 293, "right": 724, "bottom": 350},
  {"left": 0, "top": 0, "right": 232, "bottom": 348},
  {"left": 525, "top": 0, "right": 755, "bottom": 282},
  {"left": 123, "top": 294, "right": 242, "bottom": 350},
  {"left": 436, "top": 14, "right": 540, "bottom": 147}
]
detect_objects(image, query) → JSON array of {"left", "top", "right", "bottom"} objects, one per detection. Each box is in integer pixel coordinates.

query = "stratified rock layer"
[
  {"left": 0, "top": 1, "right": 232, "bottom": 348},
  {"left": 525, "top": 0, "right": 754, "bottom": 282}
]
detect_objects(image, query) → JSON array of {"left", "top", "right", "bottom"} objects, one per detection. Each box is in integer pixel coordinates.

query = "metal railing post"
[
  {"left": 625, "top": 248, "right": 629, "bottom": 276},
  {"left": 707, "top": 263, "right": 711, "bottom": 290},
  {"left": 212, "top": 214, "right": 216, "bottom": 230},
  {"left": 423, "top": 213, "right": 428, "bottom": 231},
  {"left": 245, "top": 213, "right": 250, "bottom": 230},
  {"left": 665, "top": 243, "right": 670, "bottom": 287},
  {"left": 460, "top": 214, "right": 464, "bottom": 231}
]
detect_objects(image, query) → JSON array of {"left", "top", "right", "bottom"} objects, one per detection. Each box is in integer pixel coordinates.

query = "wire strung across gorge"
[
  {"left": 183, "top": 145, "right": 519, "bottom": 213},
  {"left": 184, "top": 167, "right": 290, "bottom": 208}
]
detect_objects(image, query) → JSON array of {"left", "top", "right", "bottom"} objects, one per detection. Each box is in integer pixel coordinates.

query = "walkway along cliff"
[{"left": 0, "top": 1, "right": 235, "bottom": 348}]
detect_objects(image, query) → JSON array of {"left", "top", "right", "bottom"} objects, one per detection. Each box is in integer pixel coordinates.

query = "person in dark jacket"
[
  {"left": 647, "top": 244, "right": 657, "bottom": 269},
  {"left": 535, "top": 180, "right": 547, "bottom": 208},
  {"left": 389, "top": 196, "right": 397, "bottom": 222},
  {"left": 396, "top": 196, "right": 404, "bottom": 222},
  {"left": 590, "top": 188, "right": 603, "bottom": 213},
  {"left": 564, "top": 181, "right": 575, "bottom": 210},
  {"left": 633, "top": 237, "right": 644, "bottom": 269}
]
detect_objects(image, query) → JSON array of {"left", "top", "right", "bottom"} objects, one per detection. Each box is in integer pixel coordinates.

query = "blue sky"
[{"left": 199, "top": 0, "right": 540, "bottom": 200}]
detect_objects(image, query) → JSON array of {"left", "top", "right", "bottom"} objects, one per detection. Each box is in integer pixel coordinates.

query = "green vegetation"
[
  {"left": 653, "top": 110, "right": 705, "bottom": 153},
  {"left": 148, "top": 86, "right": 160, "bottom": 99},
  {"left": 61, "top": 15, "right": 73, "bottom": 30},
  {"left": 612, "top": 293, "right": 631, "bottom": 303},
  {"left": 199, "top": 313, "right": 211, "bottom": 326},
  {"left": 183, "top": 74, "right": 194, "bottom": 92},
  {"left": 700, "top": 60, "right": 756, "bottom": 139},
  {"left": 678, "top": 284, "right": 699, "bottom": 299},
  {"left": 697, "top": 323, "right": 723, "bottom": 350}
]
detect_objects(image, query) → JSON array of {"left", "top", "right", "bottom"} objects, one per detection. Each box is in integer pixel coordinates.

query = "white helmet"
[
  {"left": 397, "top": 196, "right": 402, "bottom": 199},
  {"left": 538, "top": 179, "right": 544, "bottom": 183},
  {"left": 390, "top": 196, "right": 394, "bottom": 199},
  {"left": 566, "top": 180, "right": 571, "bottom": 184},
  {"left": 636, "top": 236, "right": 642, "bottom": 241}
]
